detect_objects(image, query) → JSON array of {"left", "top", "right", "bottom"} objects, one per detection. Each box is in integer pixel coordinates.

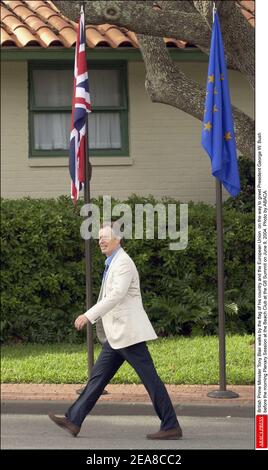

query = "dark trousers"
[{"left": 66, "top": 340, "right": 179, "bottom": 431}]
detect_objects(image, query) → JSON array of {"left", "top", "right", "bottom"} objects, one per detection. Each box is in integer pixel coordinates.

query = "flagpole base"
[{"left": 207, "top": 390, "right": 239, "bottom": 399}]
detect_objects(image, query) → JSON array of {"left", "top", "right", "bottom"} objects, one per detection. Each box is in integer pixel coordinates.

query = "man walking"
[{"left": 49, "top": 223, "right": 182, "bottom": 440}]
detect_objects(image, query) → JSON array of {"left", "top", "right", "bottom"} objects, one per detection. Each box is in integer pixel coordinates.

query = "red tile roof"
[
  {"left": 238, "top": 1, "right": 255, "bottom": 27},
  {"left": 0, "top": 0, "right": 254, "bottom": 49},
  {"left": 0, "top": 0, "right": 188, "bottom": 49}
]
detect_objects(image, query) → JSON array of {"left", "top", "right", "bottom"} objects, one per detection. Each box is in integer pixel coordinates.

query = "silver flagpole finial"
[{"left": 213, "top": 2, "right": 217, "bottom": 22}]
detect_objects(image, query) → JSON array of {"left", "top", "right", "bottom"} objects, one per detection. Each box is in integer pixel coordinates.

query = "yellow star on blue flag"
[{"left": 201, "top": 12, "right": 240, "bottom": 197}]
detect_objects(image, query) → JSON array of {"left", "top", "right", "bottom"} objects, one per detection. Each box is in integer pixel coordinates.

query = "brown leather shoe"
[
  {"left": 146, "top": 426, "right": 183, "bottom": 440},
  {"left": 48, "top": 413, "right": 80, "bottom": 437}
]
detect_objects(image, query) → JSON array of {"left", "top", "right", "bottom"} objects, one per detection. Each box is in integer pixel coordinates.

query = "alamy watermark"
[{"left": 80, "top": 195, "right": 188, "bottom": 251}]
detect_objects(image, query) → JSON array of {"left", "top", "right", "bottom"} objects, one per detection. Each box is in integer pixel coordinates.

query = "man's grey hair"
[{"left": 101, "top": 221, "right": 123, "bottom": 242}]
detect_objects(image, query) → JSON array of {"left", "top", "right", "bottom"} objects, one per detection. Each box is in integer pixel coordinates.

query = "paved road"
[
  {"left": 1, "top": 414, "right": 254, "bottom": 449},
  {"left": 1, "top": 400, "right": 254, "bottom": 418}
]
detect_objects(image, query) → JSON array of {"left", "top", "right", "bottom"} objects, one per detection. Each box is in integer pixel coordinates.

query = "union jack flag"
[{"left": 69, "top": 6, "right": 91, "bottom": 202}]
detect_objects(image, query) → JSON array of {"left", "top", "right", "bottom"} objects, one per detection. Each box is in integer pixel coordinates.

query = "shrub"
[
  {"left": 224, "top": 156, "right": 254, "bottom": 213},
  {"left": 1, "top": 193, "right": 254, "bottom": 343}
]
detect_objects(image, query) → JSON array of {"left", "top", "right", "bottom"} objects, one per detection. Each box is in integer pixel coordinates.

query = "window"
[{"left": 29, "top": 62, "right": 129, "bottom": 157}]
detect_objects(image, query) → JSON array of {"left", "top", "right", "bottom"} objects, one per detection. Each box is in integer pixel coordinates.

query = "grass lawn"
[{"left": 1, "top": 335, "right": 254, "bottom": 384}]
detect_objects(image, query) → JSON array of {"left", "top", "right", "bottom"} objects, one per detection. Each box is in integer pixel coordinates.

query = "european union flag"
[{"left": 202, "top": 12, "right": 240, "bottom": 197}]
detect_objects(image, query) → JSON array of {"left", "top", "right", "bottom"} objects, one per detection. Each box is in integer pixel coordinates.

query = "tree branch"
[
  {"left": 53, "top": 1, "right": 210, "bottom": 48},
  {"left": 137, "top": 34, "right": 254, "bottom": 159},
  {"left": 53, "top": 0, "right": 254, "bottom": 81},
  {"left": 192, "top": 1, "right": 254, "bottom": 86},
  {"left": 52, "top": 0, "right": 254, "bottom": 158},
  {"left": 218, "top": 1, "right": 254, "bottom": 89}
]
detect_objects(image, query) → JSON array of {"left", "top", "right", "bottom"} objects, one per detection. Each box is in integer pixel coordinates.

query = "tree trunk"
[
  {"left": 53, "top": 0, "right": 255, "bottom": 159},
  {"left": 138, "top": 35, "right": 254, "bottom": 159}
]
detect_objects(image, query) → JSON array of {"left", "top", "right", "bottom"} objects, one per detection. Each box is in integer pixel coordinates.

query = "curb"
[{"left": 1, "top": 400, "right": 254, "bottom": 418}]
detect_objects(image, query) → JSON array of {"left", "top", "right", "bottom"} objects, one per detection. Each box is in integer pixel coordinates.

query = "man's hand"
[{"left": 74, "top": 314, "right": 88, "bottom": 331}]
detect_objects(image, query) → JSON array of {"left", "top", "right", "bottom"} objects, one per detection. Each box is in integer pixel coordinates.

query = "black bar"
[{"left": 1, "top": 450, "right": 264, "bottom": 466}]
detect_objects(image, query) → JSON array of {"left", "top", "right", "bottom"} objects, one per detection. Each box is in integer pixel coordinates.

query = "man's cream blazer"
[{"left": 84, "top": 247, "right": 157, "bottom": 349}]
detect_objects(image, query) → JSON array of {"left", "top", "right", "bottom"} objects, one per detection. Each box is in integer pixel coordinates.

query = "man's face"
[{"left": 99, "top": 226, "right": 120, "bottom": 257}]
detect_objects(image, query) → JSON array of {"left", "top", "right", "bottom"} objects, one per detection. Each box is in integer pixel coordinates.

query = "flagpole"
[
  {"left": 84, "top": 123, "right": 94, "bottom": 377},
  {"left": 207, "top": 181, "right": 238, "bottom": 398},
  {"left": 207, "top": 3, "right": 238, "bottom": 399},
  {"left": 83, "top": 3, "right": 94, "bottom": 378},
  {"left": 216, "top": 180, "right": 226, "bottom": 392}
]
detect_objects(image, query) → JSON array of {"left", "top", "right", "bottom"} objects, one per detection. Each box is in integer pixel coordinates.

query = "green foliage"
[
  {"left": 1, "top": 336, "right": 254, "bottom": 384},
  {"left": 224, "top": 156, "right": 254, "bottom": 213},
  {"left": 1, "top": 193, "right": 254, "bottom": 343}
]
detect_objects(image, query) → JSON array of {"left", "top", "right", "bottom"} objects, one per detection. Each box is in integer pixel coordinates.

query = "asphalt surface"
[
  {"left": 1, "top": 414, "right": 254, "bottom": 450},
  {"left": 1, "top": 400, "right": 254, "bottom": 418},
  {"left": 1, "top": 384, "right": 256, "bottom": 454}
]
